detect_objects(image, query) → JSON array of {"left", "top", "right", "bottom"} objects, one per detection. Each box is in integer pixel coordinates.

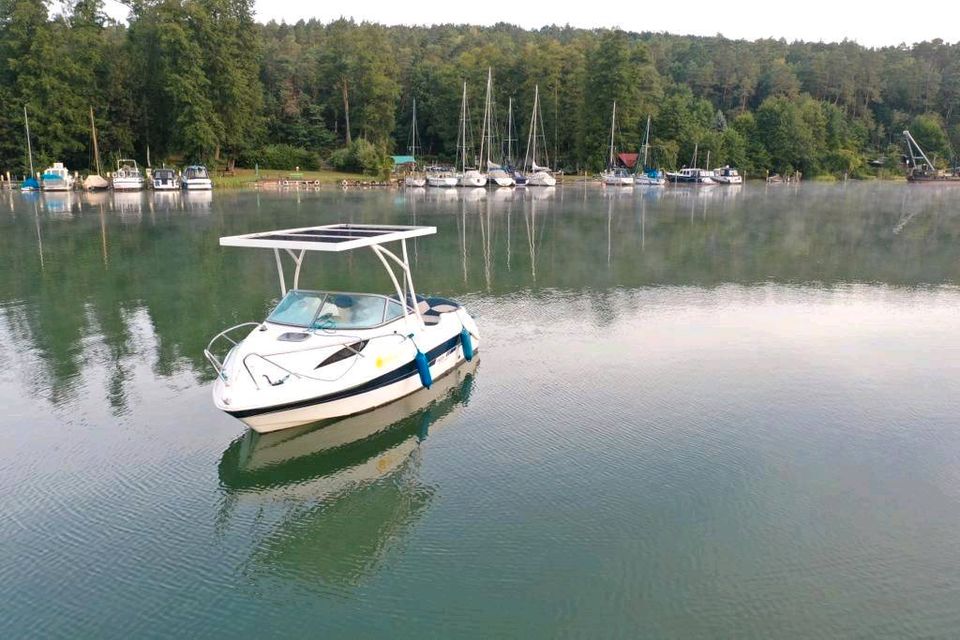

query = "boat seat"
[
  {"left": 423, "top": 314, "right": 441, "bottom": 326},
  {"left": 430, "top": 303, "right": 459, "bottom": 314}
]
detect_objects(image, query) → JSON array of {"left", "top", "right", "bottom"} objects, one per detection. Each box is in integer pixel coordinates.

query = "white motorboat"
[
  {"left": 205, "top": 223, "right": 481, "bottom": 433},
  {"left": 112, "top": 159, "right": 145, "bottom": 191},
  {"left": 426, "top": 165, "right": 457, "bottom": 187},
  {"left": 152, "top": 167, "right": 180, "bottom": 190},
  {"left": 41, "top": 162, "right": 75, "bottom": 192},
  {"left": 713, "top": 166, "right": 743, "bottom": 184},
  {"left": 522, "top": 85, "right": 557, "bottom": 187},
  {"left": 182, "top": 165, "right": 213, "bottom": 190},
  {"left": 665, "top": 168, "right": 716, "bottom": 185}
]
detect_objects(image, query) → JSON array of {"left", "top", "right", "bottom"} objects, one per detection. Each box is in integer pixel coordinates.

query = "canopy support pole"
[{"left": 273, "top": 249, "right": 286, "bottom": 295}]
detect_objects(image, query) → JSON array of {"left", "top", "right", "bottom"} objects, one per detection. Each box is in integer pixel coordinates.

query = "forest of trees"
[{"left": 3, "top": 0, "right": 960, "bottom": 178}]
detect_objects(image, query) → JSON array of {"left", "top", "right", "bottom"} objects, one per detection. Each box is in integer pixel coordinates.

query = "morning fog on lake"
[{"left": 2, "top": 183, "right": 960, "bottom": 638}]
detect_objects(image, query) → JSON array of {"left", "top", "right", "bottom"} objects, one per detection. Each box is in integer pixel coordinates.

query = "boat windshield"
[{"left": 267, "top": 290, "right": 405, "bottom": 329}]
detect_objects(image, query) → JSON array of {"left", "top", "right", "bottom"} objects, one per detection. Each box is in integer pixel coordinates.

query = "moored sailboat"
[
  {"left": 20, "top": 106, "right": 39, "bottom": 192},
  {"left": 83, "top": 107, "right": 109, "bottom": 191},
  {"left": 403, "top": 98, "right": 427, "bottom": 187},
  {"left": 522, "top": 85, "right": 556, "bottom": 187},
  {"left": 455, "top": 82, "right": 487, "bottom": 187},
  {"left": 634, "top": 115, "right": 666, "bottom": 186},
  {"left": 479, "top": 68, "right": 514, "bottom": 187},
  {"left": 601, "top": 102, "right": 633, "bottom": 186}
]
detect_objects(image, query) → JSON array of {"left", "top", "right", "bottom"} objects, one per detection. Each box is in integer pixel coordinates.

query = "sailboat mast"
[
  {"left": 524, "top": 86, "right": 538, "bottom": 171},
  {"left": 507, "top": 97, "right": 514, "bottom": 164},
  {"left": 479, "top": 68, "right": 492, "bottom": 171},
  {"left": 485, "top": 68, "right": 493, "bottom": 169},
  {"left": 461, "top": 81, "right": 468, "bottom": 172},
  {"left": 608, "top": 101, "right": 617, "bottom": 168},
  {"left": 642, "top": 115, "right": 651, "bottom": 169},
  {"left": 90, "top": 107, "right": 102, "bottom": 176},
  {"left": 23, "top": 106, "right": 34, "bottom": 177},
  {"left": 409, "top": 98, "right": 419, "bottom": 157}
]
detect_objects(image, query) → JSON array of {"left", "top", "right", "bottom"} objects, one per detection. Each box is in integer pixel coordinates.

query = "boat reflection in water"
[
  {"left": 217, "top": 359, "right": 478, "bottom": 587},
  {"left": 182, "top": 189, "right": 213, "bottom": 211}
]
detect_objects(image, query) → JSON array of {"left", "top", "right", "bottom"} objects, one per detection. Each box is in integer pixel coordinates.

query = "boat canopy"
[
  {"left": 220, "top": 224, "right": 437, "bottom": 323},
  {"left": 221, "top": 224, "right": 435, "bottom": 253}
]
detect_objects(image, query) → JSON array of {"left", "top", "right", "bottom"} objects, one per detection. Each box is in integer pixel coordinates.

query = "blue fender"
[
  {"left": 460, "top": 328, "right": 474, "bottom": 362},
  {"left": 414, "top": 349, "right": 432, "bottom": 389}
]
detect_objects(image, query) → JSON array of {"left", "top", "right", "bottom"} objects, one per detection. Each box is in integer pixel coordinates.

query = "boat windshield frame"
[{"left": 266, "top": 289, "right": 412, "bottom": 330}]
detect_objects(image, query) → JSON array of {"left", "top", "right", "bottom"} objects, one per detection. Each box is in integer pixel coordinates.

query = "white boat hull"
[
  {"left": 237, "top": 344, "right": 472, "bottom": 433},
  {"left": 457, "top": 171, "right": 487, "bottom": 187},
  {"left": 602, "top": 174, "right": 634, "bottom": 186},
  {"left": 213, "top": 305, "right": 480, "bottom": 434},
  {"left": 183, "top": 179, "right": 213, "bottom": 191},
  {"left": 526, "top": 171, "right": 556, "bottom": 186},
  {"left": 427, "top": 176, "right": 457, "bottom": 188},
  {"left": 112, "top": 179, "right": 144, "bottom": 191},
  {"left": 404, "top": 177, "right": 427, "bottom": 187},
  {"left": 714, "top": 176, "right": 743, "bottom": 185},
  {"left": 634, "top": 175, "right": 666, "bottom": 186}
]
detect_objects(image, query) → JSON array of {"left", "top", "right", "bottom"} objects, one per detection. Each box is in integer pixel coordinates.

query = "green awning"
[{"left": 391, "top": 155, "right": 416, "bottom": 165}]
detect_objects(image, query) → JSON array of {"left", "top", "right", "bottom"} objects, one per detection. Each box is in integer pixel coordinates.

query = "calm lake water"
[{"left": 2, "top": 183, "right": 960, "bottom": 638}]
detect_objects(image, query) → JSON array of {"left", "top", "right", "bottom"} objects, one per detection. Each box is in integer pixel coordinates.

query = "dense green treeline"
[{"left": 2, "top": 1, "right": 960, "bottom": 177}]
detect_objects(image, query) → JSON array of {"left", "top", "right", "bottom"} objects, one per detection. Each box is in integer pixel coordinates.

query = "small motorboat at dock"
[{"left": 205, "top": 223, "right": 481, "bottom": 433}]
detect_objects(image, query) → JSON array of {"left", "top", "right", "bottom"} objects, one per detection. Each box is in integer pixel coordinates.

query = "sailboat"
[
  {"left": 479, "top": 68, "right": 515, "bottom": 187},
  {"left": 455, "top": 82, "right": 487, "bottom": 187},
  {"left": 634, "top": 115, "right": 666, "bottom": 186},
  {"left": 20, "top": 106, "right": 39, "bottom": 192},
  {"left": 504, "top": 98, "right": 527, "bottom": 186},
  {"left": 522, "top": 85, "right": 556, "bottom": 187},
  {"left": 84, "top": 108, "right": 109, "bottom": 191},
  {"left": 601, "top": 101, "right": 633, "bottom": 186},
  {"left": 403, "top": 98, "right": 427, "bottom": 188}
]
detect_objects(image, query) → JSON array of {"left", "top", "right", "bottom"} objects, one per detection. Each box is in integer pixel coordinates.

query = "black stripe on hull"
[{"left": 227, "top": 334, "right": 462, "bottom": 419}]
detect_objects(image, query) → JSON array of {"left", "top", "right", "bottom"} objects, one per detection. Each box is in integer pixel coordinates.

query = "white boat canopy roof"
[
  {"left": 220, "top": 223, "right": 436, "bottom": 253},
  {"left": 220, "top": 224, "right": 436, "bottom": 325}
]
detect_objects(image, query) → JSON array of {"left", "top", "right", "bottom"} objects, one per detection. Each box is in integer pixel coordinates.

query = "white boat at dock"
[
  {"left": 426, "top": 165, "right": 458, "bottom": 187},
  {"left": 112, "top": 159, "right": 145, "bottom": 191},
  {"left": 151, "top": 167, "right": 180, "bottom": 190},
  {"left": 403, "top": 98, "right": 427, "bottom": 187},
  {"left": 41, "top": 162, "right": 75, "bottom": 192},
  {"left": 713, "top": 166, "right": 743, "bottom": 184},
  {"left": 205, "top": 223, "right": 481, "bottom": 433},
  {"left": 634, "top": 115, "right": 666, "bottom": 186},
  {"left": 182, "top": 165, "right": 212, "bottom": 190},
  {"left": 665, "top": 168, "right": 716, "bottom": 184}
]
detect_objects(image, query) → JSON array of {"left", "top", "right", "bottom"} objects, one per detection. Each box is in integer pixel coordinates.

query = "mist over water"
[{"left": 2, "top": 183, "right": 960, "bottom": 638}]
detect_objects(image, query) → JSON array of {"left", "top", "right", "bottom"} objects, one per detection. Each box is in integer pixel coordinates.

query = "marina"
[{"left": 2, "top": 183, "right": 960, "bottom": 636}]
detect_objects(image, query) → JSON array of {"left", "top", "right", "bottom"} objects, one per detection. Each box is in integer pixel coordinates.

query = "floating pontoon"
[{"left": 206, "top": 223, "right": 480, "bottom": 433}]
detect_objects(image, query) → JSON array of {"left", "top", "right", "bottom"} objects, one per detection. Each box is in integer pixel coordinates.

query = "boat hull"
[
  {"left": 457, "top": 172, "right": 487, "bottom": 187},
  {"left": 404, "top": 177, "right": 427, "bottom": 187},
  {"left": 526, "top": 171, "right": 556, "bottom": 186},
  {"left": 427, "top": 176, "right": 457, "bottom": 187},
  {"left": 112, "top": 180, "right": 144, "bottom": 191},
  {"left": 183, "top": 179, "right": 213, "bottom": 191},
  {"left": 232, "top": 344, "right": 472, "bottom": 433},
  {"left": 602, "top": 174, "right": 633, "bottom": 186}
]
